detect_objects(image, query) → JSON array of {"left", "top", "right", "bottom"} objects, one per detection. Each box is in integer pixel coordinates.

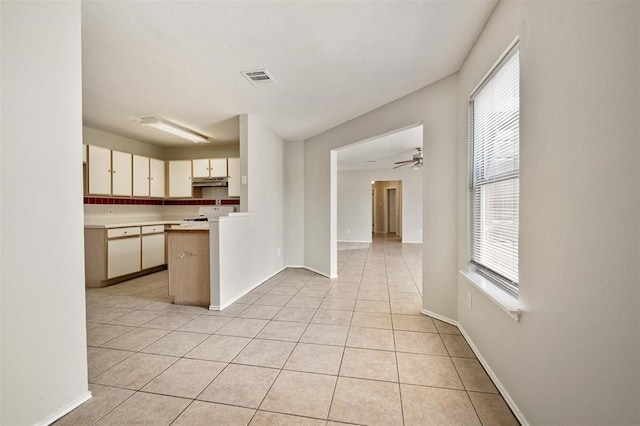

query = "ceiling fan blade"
[
  {"left": 393, "top": 162, "right": 414, "bottom": 169},
  {"left": 393, "top": 159, "right": 414, "bottom": 165}
]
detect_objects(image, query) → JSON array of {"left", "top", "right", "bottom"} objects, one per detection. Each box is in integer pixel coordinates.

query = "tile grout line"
[
  {"left": 382, "top": 235, "right": 407, "bottom": 426},
  {"left": 240, "top": 273, "right": 318, "bottom": 424},
  {"left": 326, "top": 240, "right": 361, "bottom": 424}
]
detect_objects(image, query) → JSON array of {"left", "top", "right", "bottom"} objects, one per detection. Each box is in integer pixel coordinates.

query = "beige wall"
[
  {"left": 284, "top": 141, "right": 305, "bottom": 266},
  {"left": 302, "top": 1, "right": 639, "bottom": 423},
  {"left": 304, "top": 74, "right": 458, "bottom": 293},
  {"left": 454, "top": 1, "right": 640, "bottom": 423}
]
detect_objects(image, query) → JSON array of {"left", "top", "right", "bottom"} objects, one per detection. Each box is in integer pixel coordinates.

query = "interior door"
[{"left": 388, "top": 188, "right": 397, "bottom": 233}]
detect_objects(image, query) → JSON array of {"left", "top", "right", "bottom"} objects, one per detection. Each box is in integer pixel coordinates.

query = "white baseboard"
[
  {"left": 337, "top": 240, "right": 372, "bottom": 243},
  {"left": 302, "top": 265, "right": 332, "bottom": 278},
  {"left": 419, "top": 309, "right": 528, "bottom": 426},
  {"left": 285, "top": 264, "right": 306, "bottom": 269},
  {"left": 402, "top": 240, "right": 422, "bottom": 244},
  {"left": 254, "top": 266, "right": 287, "bottom": 287},
  {"left": 420, "top": 308, "right": 458, "bottom": 326},
  {"left": 37, "top": 391, "right": 92, "bottom": 426},
  {"left": 214, "top": 266, "right": 288, "bottom": 311}
]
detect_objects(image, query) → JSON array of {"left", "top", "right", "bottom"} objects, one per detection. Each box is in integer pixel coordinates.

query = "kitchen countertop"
[
  {"left": 166, "top": 227, "right": 209, "bottom": 232},
  {"left": 84, "top": 220, "right": 181, "bottom": 229}
]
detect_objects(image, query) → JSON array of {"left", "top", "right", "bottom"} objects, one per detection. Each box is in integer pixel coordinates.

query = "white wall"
[
  {"left": 84, "top": 125, "right": 240, "bottom": 161},
  {"left": 304, "top": 74, "right": 458, "bottom": 314},
  {"left": 84, "top": 126, "right": 165, "bottom": 159},
  {"left": 454, "top": 1, "right": 640, "bottom": 424},
  {"left": 284, "top": 141, "right": 304, "bottom": 266},
  {"left": 240, "top": 115, "right": 285, "bottom": 284},
  {"left": 0, "top": 2, "right": 90, "bottom": 424},
  {"left": 163, "top": 143, "right": 239, "bottom": 160},
  {"left": 337, "top": 170, "right": 422, "bottom": 243}
]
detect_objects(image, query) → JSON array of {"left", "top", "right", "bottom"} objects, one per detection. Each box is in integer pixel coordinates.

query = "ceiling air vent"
[{"left": 241, "top": 69, "right": 276, "bottom": 85}]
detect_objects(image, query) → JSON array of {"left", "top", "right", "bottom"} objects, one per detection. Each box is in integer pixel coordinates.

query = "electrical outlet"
[
  {"left": 277, "top": 248, "right": 281, "bottom": 256},
  {"left": 467, "top": 292, "right": 472, "bottom": 309},
  {"left": 347, "top": 229, "right": 351, "bottom": 234}
]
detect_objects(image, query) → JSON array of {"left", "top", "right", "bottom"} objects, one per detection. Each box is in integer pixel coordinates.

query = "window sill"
[{"left": 459, "top": 270, "right": 522, "bottom": 322}]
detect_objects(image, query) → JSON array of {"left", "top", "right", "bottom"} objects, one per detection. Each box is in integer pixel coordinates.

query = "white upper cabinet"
[
  {"left": 111, "top": 150, "right": 132, "bottom": 196},
  {"left": 88, "top": 145, "right": 112, "bottom": 195},
  {"left": 168, "top": 160, "right": 192, "bottom": 197},
  {"left": 227, "top": 157, "right": 240, "bottom": 197},
  {"left": 149, "top": 158, "right": 165, "bottom": 198},
  {"left": 133, "top": 155, "right": 165, "bottom": 198},
  {"left": 192, "top": 159, "right": 210, "bottom": 178},
  {"left": 192, "top": 158, "right": 228, "bottom": 178},
  {"left": 132, "top": 155, "right": 150, "bottom": 197},
  {"left": 210, "top": 158, "right": 228, "bottom": 177}
]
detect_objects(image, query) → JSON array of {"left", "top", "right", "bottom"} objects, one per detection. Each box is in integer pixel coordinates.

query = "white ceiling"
[
  {"left": 337, "top": 125, "right": 423, "bottom": 171},
  {"left": 81, "top": 0, "right": 497, "bottom": 146}
]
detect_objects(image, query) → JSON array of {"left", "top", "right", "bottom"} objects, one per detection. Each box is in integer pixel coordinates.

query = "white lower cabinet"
[
  {"left": 107, "top": 237, "right": 141, "bottom": 279},
  {"left": 142, "top": 233, "right": 165, "bottom": 269},
  {"left": 85, "top": 224, "right": 169, "bottom": 287}
]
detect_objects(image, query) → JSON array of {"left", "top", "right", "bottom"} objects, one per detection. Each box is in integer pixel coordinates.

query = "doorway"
[
  {"left": 388, "top": 188, "right": 397, "bottom": 234},
  {"left": 371, "top": 180, "right": 402, "bottom": 238}
]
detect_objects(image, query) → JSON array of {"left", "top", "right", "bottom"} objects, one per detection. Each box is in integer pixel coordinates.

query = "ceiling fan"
[{"left": 393, "top": 147, "right": 423, "bottom": 170}]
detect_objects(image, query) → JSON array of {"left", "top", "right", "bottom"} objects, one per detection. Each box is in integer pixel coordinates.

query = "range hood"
[{"left": 192, "top": 176, "right": 228, "bottom": 187}]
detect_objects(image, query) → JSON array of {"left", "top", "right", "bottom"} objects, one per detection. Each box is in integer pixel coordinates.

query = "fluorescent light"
[{"left": 140, "top": 117, "right": 210, "bottom": 143}]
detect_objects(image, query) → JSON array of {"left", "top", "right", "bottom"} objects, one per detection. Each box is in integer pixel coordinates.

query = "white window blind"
[{"left": 469, "top": 44, "right": 520, "bottom": 295}]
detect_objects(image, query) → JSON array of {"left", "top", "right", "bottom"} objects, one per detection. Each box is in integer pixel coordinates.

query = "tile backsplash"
[{"left": 84, "top": 192, "right": 240, "bottom": 225}]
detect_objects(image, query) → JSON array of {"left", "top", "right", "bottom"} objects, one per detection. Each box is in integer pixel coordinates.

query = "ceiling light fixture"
[{"left": 140, "top": 117, "right": 210, "bottom": 143}]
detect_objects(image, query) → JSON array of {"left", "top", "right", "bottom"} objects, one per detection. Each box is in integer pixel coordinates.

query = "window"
[{"left": 469, "top": 43, "right": 520, "bottom": 296}]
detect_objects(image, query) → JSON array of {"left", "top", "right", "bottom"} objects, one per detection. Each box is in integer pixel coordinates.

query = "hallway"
[{"left": 61, "top": 236, "right": 517, "bottom": 425}]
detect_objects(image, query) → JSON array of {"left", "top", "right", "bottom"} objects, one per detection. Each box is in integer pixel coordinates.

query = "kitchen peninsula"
[
  {"left": 167, "top": 213, "right": 254, "bottom": 310},
  {"left": 166, "top": 226, "right": 210, "bottom": 307}
]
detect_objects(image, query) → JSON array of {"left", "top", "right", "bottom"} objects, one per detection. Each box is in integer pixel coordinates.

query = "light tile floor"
[{"left": 59, "top": 234, "right": 519, "bottom": 425}]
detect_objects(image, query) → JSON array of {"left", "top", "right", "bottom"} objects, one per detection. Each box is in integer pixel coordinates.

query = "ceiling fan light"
[
  {"left": 140, "top": 117, "right": 210, "bottom": 143},
  {"left": 412, "top": 160, "right": 423, "bottom": 171}
]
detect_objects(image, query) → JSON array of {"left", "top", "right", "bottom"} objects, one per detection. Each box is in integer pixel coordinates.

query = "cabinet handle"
[
  {"left": 107, "top": 169, "right": 111, "bottom": 173},
  {"left": 113, "top": 170, "right": 117, "bottom": 174}
]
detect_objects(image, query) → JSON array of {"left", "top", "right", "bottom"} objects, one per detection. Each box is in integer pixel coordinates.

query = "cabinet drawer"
[
  {"left": 107, "top": 227, "right": 141, "bottom": 239},
  {"left": 142, "top": 225, "right": 165, "bottom": 235}
]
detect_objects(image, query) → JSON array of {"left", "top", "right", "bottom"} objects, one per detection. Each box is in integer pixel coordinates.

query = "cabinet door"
[
  {"left": 192, "top": 159, "right": 210, "bottom": 178},
  {"left": 111, "top": 151, "right": 132, "bottom": 196},
  {"left": 132, "top": 155, "right": 150, "bottom": 197},
  {"left": 107, "top": 237, "right": 141, "bottom": 279},
  {"left": 168, "top": 160, "right": 192, "bottom": 197},
  {"left": 227, "top": 157, "right": 240, "bottom": 197},
  {"left": 210, "top": 158, "right": 228, "bottom": 177},
  {"left": 142, "top": 233, "right": 165, "bottom": 269},
  {"left": 88, "top": 145, "right": 111, "bottom": 195},
  {"left": 149, "top": 158, "right": 165, "bottom": 198}
]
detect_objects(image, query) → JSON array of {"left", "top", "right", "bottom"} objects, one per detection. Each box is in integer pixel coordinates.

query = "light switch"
[{"left": 241, "top": 175, "right": 247, "bottom": 185}]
